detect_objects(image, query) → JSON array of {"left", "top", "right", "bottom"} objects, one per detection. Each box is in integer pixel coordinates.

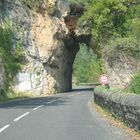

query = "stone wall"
[{"left": 94, "top": 90, "right": 140, "bottom": 131}]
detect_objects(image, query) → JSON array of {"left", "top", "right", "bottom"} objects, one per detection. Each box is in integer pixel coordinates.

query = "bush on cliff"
[
  {"left": 79, "top": 0, "right": 140, "bottom": 57},
  {"left": 129, "top": 72, "right": 140, "bottom": 95},
  {"left": 0, "top": 19, "right": 24, "bottom": 93}
]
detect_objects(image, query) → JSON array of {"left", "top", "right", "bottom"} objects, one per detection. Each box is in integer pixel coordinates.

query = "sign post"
[{"left": 99, "top": 74, "right": 109, "bottom": 85}]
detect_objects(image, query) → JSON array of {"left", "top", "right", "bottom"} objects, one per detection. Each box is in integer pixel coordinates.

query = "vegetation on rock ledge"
[
  {"left": 77, "top": 0, "right": 140, "bottom": 93},
  {"left": 129, "top": 71, "right": 140, "bottom": 94},
  {"left": 0, "top": 19, "right": 24, "bottom": 96}
]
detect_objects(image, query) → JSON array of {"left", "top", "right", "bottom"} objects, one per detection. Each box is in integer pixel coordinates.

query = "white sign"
[{"left": 99, "top": 74, "right": 109, "bottom": 85}]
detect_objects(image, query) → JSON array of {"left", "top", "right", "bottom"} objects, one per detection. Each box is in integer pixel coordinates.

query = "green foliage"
[
  {"left": 73, "top": 44, "right": 101, "bottom": 84},
  {"left": 68, "top": 0, "right": 91, "bottom": 5},
  {"left": 22, "top": 0, "right": 41, "bottom": 9},
  {"left": 0, "top": 90, "right": 29, "bottom": 103},
  {"left": 22, "top": 0, "right": 55, "bottom": 12},
  {"left": 0, "top": 19, "right": 24, "bottom": 91},
  {"left": 129, "top": 71, "right": 140, "bottom": 94},
  {"left": 95, "top": 85, "right": 121, "bottom": 94},
  {"left": 107, "top": 37, "right": 140, "bottom": 58},
  {"left": 80, "top": 0, "right": 140, "bottom": 56}
]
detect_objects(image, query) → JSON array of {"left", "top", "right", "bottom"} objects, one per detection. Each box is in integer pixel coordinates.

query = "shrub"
[
  {"left": 94, "top": 85, "right": 121, "bottom": 94},
  {"left": 79, "top": 0, "right": 140, "bottom": 57},
  {"left": 0, "top": 19, "right": 24, "bottom": 91},
  {"left": 129, "top": 72, "right": 140, "bottom": 94},
  {"left": 22, "top": 0, "right": 40, "bottom": 9}
]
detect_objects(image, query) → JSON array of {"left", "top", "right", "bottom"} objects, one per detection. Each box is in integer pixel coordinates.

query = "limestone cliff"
[
  {"left": 103, "top": 44, "right": 140, "bottom": 89},
  {"left": 0, "top": 0, "right": 86, "bottom": 95}
]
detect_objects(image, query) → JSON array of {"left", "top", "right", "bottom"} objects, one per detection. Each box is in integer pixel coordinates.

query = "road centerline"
[
  {"left": 68, "top": 94, "right": 75, "bottom": 97},
  {"left": 46, "top": 100, "right": 57, "bottom": 104},
  {"left": 68, "top": 93, "right": 81, "bottom": 97},
  {"left": 33, "top": 105, "right": 44, "bottom": 111},
  {"left": 13, "top": 112, "right": 30, "bottom": 122},
  {"left": 0, "top": 124, "right": 10, "bottom": 133}
]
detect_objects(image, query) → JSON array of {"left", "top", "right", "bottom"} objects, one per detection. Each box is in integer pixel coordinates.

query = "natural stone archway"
[{"left": 29, "top": 1, "right": 88, "bottom": 94}]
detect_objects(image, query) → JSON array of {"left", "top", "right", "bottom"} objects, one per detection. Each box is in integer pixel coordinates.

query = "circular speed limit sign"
[{"left": 99, "top": 74, "right": 109, "bottom": 85}]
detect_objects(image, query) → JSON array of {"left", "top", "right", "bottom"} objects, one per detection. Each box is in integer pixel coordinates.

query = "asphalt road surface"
[{"left": 0, "top": 88, "right": 131, "bottom": 140}]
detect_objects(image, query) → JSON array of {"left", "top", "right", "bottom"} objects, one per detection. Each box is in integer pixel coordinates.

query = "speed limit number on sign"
[{"left": 99, "top": 74, "right": 109, "bottom": 85}]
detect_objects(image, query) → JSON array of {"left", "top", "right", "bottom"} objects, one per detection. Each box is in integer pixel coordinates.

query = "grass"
[
  {"left": 94, "top": 85, "right": 137, "bottom": 95},
  {"left": 94, "top": 85, "right": 122, "bottom": 94},
  {"left": 0, "top": 91, "right": 29, "bottom": 103}
]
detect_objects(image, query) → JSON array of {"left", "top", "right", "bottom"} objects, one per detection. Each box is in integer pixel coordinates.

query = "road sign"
[{"left": 99, "top": 74, "right": 109, "bottom": 85}]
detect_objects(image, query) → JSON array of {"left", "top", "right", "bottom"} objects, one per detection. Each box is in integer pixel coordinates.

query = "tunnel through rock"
[
  {"left": 40, "top": 2, "right": 92, "bottom": 94},
  {"left": 45, "top": 3, "right": 91, "bottom": 94}
]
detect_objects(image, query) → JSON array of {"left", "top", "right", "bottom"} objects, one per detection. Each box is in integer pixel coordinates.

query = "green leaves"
[
  {"left": 129, "top": 71, "right": 140, "bottom": 94},
  {"left": 0, "top": 19, "right": 24, "bottom": 90},
  {"left": 79, "top": 0, "right": 140, "bottom": 52},
  {"left": 22, "top": 0, "right": 40, "bottom": 9},
  {"left": 0, "top": 19, "right": 13, "bottom": 51},
  {"left": 73, "top": 44, "right": 101, "bottom": 84}
]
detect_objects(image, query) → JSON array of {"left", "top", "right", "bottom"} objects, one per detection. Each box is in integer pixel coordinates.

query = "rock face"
[
  {"left": 103, "top": 48, "right": 140, "bottom": 89},
  {"left": 0, "top": 0, "right": 83, "bottom": 95}
]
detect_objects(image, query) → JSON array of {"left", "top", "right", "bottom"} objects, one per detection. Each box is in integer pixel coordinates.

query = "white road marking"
[
  {"left": 68, "top": 94, "right": 75, "bottom": 97},
  {"left": 14, "top": 112, "right": 30, "bottom": 122},
  {"left": 55, "top": 93, "right": 63, "bottom": 96},
  {"left": 0, "top": 124, "right": 10, "bottom": 133},
  {"left": 47, "top": 100, "right": 57, "bottom": 104},
  {"left": 68, "top": 93, "right": 81, "bottom": 97},
  {"left": 33, "top": 105, "right": 44, "bottom": 111}
]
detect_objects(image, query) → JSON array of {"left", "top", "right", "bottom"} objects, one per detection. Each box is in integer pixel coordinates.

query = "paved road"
[{"left": 0, "top": 88, "right": 130, "bottom": 140}]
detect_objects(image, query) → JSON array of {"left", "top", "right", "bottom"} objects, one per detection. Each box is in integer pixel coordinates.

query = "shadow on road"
[
  {"left": 0, "top": 96, "right": 71, "bottom": 109},
  {"left": 0, "top": 87, "right": 93, "bottom": 109}
]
